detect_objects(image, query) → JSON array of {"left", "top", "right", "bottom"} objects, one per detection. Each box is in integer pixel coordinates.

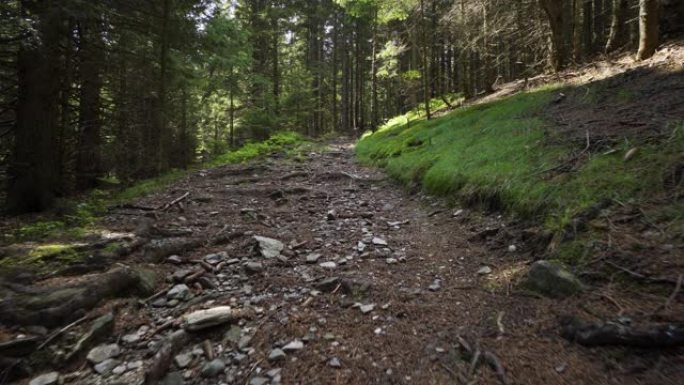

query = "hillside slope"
[{"left": 357, "top": 43, "right": 684, "bottom": 266}]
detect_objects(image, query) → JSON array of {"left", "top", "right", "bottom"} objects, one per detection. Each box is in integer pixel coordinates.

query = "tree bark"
[
  {"left": 76, "top": 15, "right": 105, "bottom": 190},
  {"left": 7, "top": 1, "right": 62, "bottom": 213},
  {"left": 636, "top": 0, "right": 659, "bottom": 60},
  {"left": 540, "top": 0, "right": 567, "bottom": 71}
]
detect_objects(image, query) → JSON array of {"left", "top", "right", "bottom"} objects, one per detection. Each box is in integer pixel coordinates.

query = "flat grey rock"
[
  {"left": 201, "top": 359, "right": 225, "bottom": 377},
  {"left": 268, "top": 348, "right": 286, "bottom": 361},
  {"left": 174, "top": 353, "right": 193, "bottom": 368},
  {"left": 282, "top": 340, "right": 304, "bottom": 352},
  {"left": 29, "top": 372, "right": 59, "bottom": 385},
  {"left": 167, "top": 284, "right": 190, "bottom": 300},
  {"left": 94, "top": 358, "right": 120, "bottom": 375},
  {"left": 306, "top": 253, "right": 322, "bottom": 263},
  {"left": 87, "top": 344, "right": 120, "bottom": 364},
  {"left": 254, "top": 236, "right": 284, "bottom": 258},
  {"left": 250, "top": 377, "right": 269, "bottom": 385}
]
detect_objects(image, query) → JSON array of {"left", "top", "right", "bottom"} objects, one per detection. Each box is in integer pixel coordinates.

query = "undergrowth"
[{"left": 356, "top": 87, "right": 684, "bottom": 259}]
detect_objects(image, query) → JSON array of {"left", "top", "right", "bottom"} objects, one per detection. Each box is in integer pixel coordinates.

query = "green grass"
[{"left": 356, "top": 87, "right": 684, "bottom": 237}]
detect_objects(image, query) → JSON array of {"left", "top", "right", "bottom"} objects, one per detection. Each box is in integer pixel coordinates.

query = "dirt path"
[{"left": 7, "top": 141, "right": 681, "bottom": 385}]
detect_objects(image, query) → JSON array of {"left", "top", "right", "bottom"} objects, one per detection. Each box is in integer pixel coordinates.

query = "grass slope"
[{"left": 356, "top": 85, "right": 684, "bottom": 239}]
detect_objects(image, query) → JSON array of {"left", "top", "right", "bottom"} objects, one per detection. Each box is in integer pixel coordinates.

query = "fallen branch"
[
  {"left": 651, "top": 274, "right": 683, "bottom": 316},
  {"left": 36, "top": 314, "right": 92, "bottom": 351},
  {"left": 455, "top": 336, "right": 510, "bottom": 385},
  {"left": 158, "top": 192, "right": 190, "bottom": 211},
  {"left": 605, "top": 261, "right": 679, "bottom": 285}
]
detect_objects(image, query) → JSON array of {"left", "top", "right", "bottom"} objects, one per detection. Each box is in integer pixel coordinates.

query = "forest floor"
[
  {"left": 1, "top": 44, "right": 683, "bottom": 385},
  {"left": 0, "top": 139, "right": 682, "bottom": 385}
]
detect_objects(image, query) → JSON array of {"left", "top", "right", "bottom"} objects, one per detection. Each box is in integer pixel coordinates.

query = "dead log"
[
  {"left": 561, "top": 317, "right": 684, "bottom": 348},
  {"left": 0, "top": 268, "right": 156, "bottom": 327}
]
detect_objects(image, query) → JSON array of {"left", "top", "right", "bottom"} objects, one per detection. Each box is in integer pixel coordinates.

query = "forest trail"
[{"left": 3, "top": 141, "right": 680, "bottom": 385}]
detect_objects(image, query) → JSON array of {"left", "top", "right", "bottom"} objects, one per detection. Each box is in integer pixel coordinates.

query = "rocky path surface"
[{"left": 7, "top": 141, "right": 681, "bottom": 385}]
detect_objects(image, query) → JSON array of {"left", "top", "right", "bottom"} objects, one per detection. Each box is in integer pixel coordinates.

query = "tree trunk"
[
  {"left": 420, "top": 0, "right": 431, "bottom": 120},
  {"left": 636, "top": 0, "right": 659, "bottom": 60},
  {"left": 540, "top": 0, "right": 567, "bottom": 71},
  {"left": 370, "top": 9, "right": 379, "bottom": 131},
  {"left": 7, "top": 2, "right": 61, "bottom": 213},
  {"left": 76, "top": 16, "right": 105, "bottom": 190}
]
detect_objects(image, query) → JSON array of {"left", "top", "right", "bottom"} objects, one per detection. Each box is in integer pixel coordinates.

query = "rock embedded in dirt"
[
  {"left": 359, "top": 304, "right": 375, "bottom": 314},
  {"left": 162, "top": 372, "right": 184, "bottom": 385},
  {"left": 254, "top": 236, "right": 284, "bottom": 258},
  {"left": 428, "top": 279, "right": 442, "bottom": 292},
  {"left": 201, "top": 359, "right": 226, "bottom": 377},
  {"left": 94, "top": 358, "right": 120, "bottom": 375},
  {"left": 172, "top": 269, "right": 193, "bottom": 282},
  {"left": 183, "top": 306, "right": 247, "bottom": 331},
  {"left": 204, "top": 251, "right": 227, "bottom": 265},
  {"left": 244, "top": 261, "right": 264, "bottom": 274},
  {"left": 268, "top": 348, "right": 287, "bottom": 361},
  {"left": 319, "top": 261, "right": 337, "bottom": 269},
  {"left": 121, "top": 332, "right": 140, "bottom": 344},
  {"left": 523, "top": 260, "right": 584, "bottom": 298},
  {"left": 250, "top": 377, "right": 270, "bottom": 385},
  {"left": 87, "top": 343, "right": 121, "bottom": 364},
  {"left": 328, "top": 357, "right": 342, "bottom": 368},
  {"left": 372, "top": 237, "right": 388, "bottom": 246},
  {"left": 166, "top": 255, "right": 183, "bottom": 264},
  {"left": 306, "top": 253, "right": 322, "bottom": 263},
  {"left": 477, "top": 266, "right": 493, "bottom": 275},
  {"left": 223, "top": 325, "right": 242, "bottom": 346},
  {"left": 282, "top": 340, "right": 304, "bottom": 352},
  {"left": 167, "top": 284, "right": 191, "bottom": 300},
  {"left": 29, "top": 372, "right": 60, "bottom": 385},
  {"left": 174, "top": 353, "right": 193, "bottom": 368}
]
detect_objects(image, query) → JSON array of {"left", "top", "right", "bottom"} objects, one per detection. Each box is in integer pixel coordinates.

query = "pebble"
[
  {"left": 306, "top": 253, "right": 322, "bottom": 263},
  {"left": 245, "top": 261, "right": 264, "bottom": 274},
  {"left": 167, "top": 284, "right": 190, "bottom": 300},
  {"left": 477, "top": 266, "right": 493, "bottom": 275},
  {"left": 94, "top": 358, "right": 120, "bottom": 375},
  {"left": 87, "top": 344, "right": 121, "bottom": 364},
  {"left": 174, "top": 353, "right": 193, "bottom": 368},
  {"left": 166, "top": 255, "right": 183, "bottom": 264},
  {"left": 386, "top": 258, "right": 397, "bottom": 264},
  {"left": 359, "top": 304, "right": 375, "bottom": 314},
  {"left": 328, "top": 357, "right": 342, "bottom": 368},
  {"left": 428, "top": 279, "right": 441, "bottom": 291},
  {"left": 282, "top": 340, "right": 304, "bottom": 352},
  {"left": 121, "top": 333, "right": 140, "bottom": 344},
  {"left": 112, "top": 364, "right": 127, "bottom": 375},
  {"left": 319, "top": 262, "right": 337, "bottom": 269},
  {"left": 250, "top": 377, "right": 269, "bottom": 385},
  {"left": 29, "top": 372, "right": 60, "bottom": 385},
  {"left": 162, "top": 372, "right": 185, "bottom": 385},
  {"left": 201, "top": 359, "right": 226, "bottom": 377},
  {"left": 372, "top": 237, "right": 388, "bottom": 246},
  {"left": 268, "top": 348, "right": 286, "bottom": 362}
]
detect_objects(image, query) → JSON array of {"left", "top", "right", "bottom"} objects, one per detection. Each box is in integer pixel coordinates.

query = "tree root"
[
  {"left": 561, "top": 317, "right": 684, "bottom": 348},
  {"left": 0, "top": 267, "right": 156, "bottom": 327}
]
